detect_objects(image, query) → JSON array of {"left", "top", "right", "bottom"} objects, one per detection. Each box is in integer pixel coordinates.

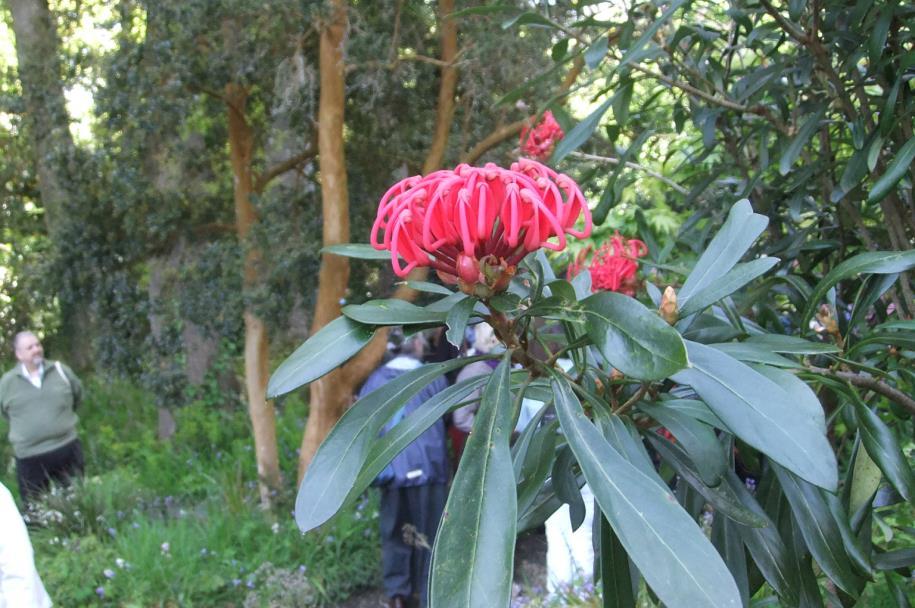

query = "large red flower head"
[
  {"left": 371, "top": 159, "right": 592, "bottom": 297},
  {"left": 520, "top": 111, "right": 564, "bottom": 161},
  {"left": 569, "top": 231, "right": 648, "bottom": 297}
]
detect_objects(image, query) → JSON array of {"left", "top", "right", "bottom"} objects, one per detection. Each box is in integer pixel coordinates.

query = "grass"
[{"left": 0, "top": 377, "right": 380, "bottom": 606}]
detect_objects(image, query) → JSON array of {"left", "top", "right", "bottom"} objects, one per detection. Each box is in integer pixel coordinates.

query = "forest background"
[{"left": 0, "top": 0, "right": 913, "bottom": 605}]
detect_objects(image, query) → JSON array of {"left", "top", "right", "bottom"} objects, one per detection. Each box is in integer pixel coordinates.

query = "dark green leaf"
[
  {"left": 349, "top": 375, "right": 489, "bottom": 506},
  {"left": 802, "top": 250, "right": 915, "bottom": 328},
  {"left": 854, "top": 401, "right": 915, "bottom": 502},
  {"left": 772, "top": 465, "right": 862, "bottom": 595},
  {"left": 679, "top": 257, "right": 779, "bottom": 316},
  {"left": 711, "top": 342, "right": 801, "bottom": 368},
  {"left": 868, "top": 136, "right": 915, "bottom": 203},
  {"left": 648, "top": 435, "right": 768, "bottom": 528},
  {"left": 516, "top": 420, "right": 559, "bottom": 516},
  {"left": 679, "top": 200, "right": 769, "bottom": 307},
  {"left": 342, "top": 299, "right": 448, "bottom": 326},
  {"left": 779, "top": 108, "right": 826, "bottom": 176},
  {"left": 671, "top": 341, "right": 837, "bottom": 490},
  {"left": 598, "top": 513, "right": 636, "bottom": 608},
  {"left": 321, "top": 243, "right": 391, "bottom": 260},
  {"left": 657, "top": 398, "right": 726, "bottom": 428},
  {"left": 753, "top": 365, "right": 826, "bottom": 433},
  {"left": 445, "top": 296, "right": 476, "bottom": 348},
  {"left": 551, "top": 375, "right": 742, "bottom": 607},
  {"left": 582, "top": 291, "right": 688, "bottom": 380},
  {"left": 618, "top": 0, "right": 689, "bottom": 69},
  {"left": 613, "top": 78, "right": 634, "bottom": 126},
  {"left": 712, "top": 511, "right": 750, "bottom": 607},
  {"left": 638, "top": 401, "right": 727, "bottom": 486},
  {"left": 822, "top": 490, "right": 873, "bottom": 577},
  {"left": 585, "top": 35, "right": 609, "bottom": 69},
  {"left": 550, "top": 97, "right": 613, "bottom": 163},
  {"left": 294, "top": 358, "right": 482, "bottom": 532},
  {"left": 724, "top": 472, "right": 801, "bottom": 605},
  {"left": 501, "top": 11, "right": 558, "bottom": 30},
  {"left": 406, "top": 280, "right": 454, "bottom": 296},
  {"left": 552, "top": 445, "right": 586, "bottom": 530},
  {"left": 268, "top": 316, "right": 375, "bottom": 398},
  {"left": 874, "top": 549, "right": 915, "bottom": 571},
  {"left": 430, "top": 356, "right": 517, "bottom": 608},
  {"left": 744, "top": 334, "right": 839, "bottom": 355}
]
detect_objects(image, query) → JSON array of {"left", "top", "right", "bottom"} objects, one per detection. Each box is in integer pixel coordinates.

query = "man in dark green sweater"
[{"left": 0, "top": 331, "right": 84, "bottom": 502}]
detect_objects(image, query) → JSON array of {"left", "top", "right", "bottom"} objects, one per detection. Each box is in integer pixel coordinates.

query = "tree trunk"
[
  {"left": 298, "top": 0, "right": 460, "bottom": 481},
  {"left": 225, "top": 83, "right": 282, "bottom": 506},
  {"left": 299, "top": 0, "right": 352, "bottom": 482},
  {"left": 9, "top": 0, "right": 91, "bottom": 367}
]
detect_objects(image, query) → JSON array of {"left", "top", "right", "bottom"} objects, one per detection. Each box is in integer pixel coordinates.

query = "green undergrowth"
[{"left": 0, "top": 377, "right": 380, "bottom": 606}]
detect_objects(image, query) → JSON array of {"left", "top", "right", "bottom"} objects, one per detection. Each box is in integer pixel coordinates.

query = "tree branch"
[
  {"left": 570, "top": 151, "right": 689, "bottom": 194},
  {"left": 461, "top": 55, "right": 584, "bottom": 165},
  {"left": 807, "top": 365, "right": 915, "bottom": 416},
  {"left": 254, "top": 145, "right": 316, "bottom": 193}
]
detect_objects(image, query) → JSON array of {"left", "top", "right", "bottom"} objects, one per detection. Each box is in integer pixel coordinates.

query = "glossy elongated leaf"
[
  {"left": 671, "top": 341, "right": 837, "bottom": 491},
  {"left": 595, "top": 410, "right": 667, "bottom": 490},
  {"left": 874, "top": 549, "right": 915, "bottom": 571},
  {"left": 711, "top": 342, "right": 800, "bottom": 368},
  {"left": 802, "top": 250, "right": 915, "bottom": 327},
  {"left": 779, "top": 108, "right": 827, "bottom": 175},
  {"left": 445, "top": 296, "right": 476, "bottom": 348},
  {"left": 784, "top": 514, "right": 826, "bottom": 608},
  {"left": 849, "top": 439, "right": 882, "bottom": 526},
  {"left": 294, "top": 357, "right": 482, "bottom": 532},
  {"left": 342, "top": 299, "right": 448, "bottom": 326},
  {"left": 744, "top": 334, "right": 839, "bottom": 354},
  {"left": 406, "top": 280, "right": 454, "bottom": 296},
  {"left": 679, "top": 200, "right": 768, "bottom": 306},
  {"left": 598, "top": 513, "right": 636, "bottom": 608},
  {"left": 551, "top": 375, "right": 742, "bottom": 608},
  {"left": 582, "top": 291, "right": 688, "bottom": 380},
  {"left": 679, "top": 257, "right": 779, "bottom": 316},
  {"left": 773, "top": 465, "right": 862, "bottom": 595},
  {"left": 648, "top": 436, "right": 768, "bottom": 528},
  {"left": 638, "top": 401, "right": 726, "bottom": 486},
  {"left": 349, "top": 375, "right": 489, "bottom": 503},
  {"left": 512, "top": 398, "right": 551, "bottom": 480},
  {"left": 868, "top": 136, "right": 915, "bottom": 203},
  {"left": 268, "top": 316, "right": 375, "bottom": 398},
  {"left": 617, "top": 0, "right": 688, "bottom": 69},
  {"left": 516, "top": 420, "right": 559, "bottom": 516},
  {"left": 854, "top": 401, "right": 915, "bottom": 502},
  {"left": 321, "top": 243, "right": 392, "bottom": 260},
  {"left": 753, "top": 366, "right": 826, "bottom": 434},
  {"left": 550, "top": 97, "right": 613, "bottom": 163},
  {"left": 430, "top": 356, "right": 516, "bottom": 608},
  {"left": 552, "top": 445, "right": 586, "bottom": 531},
  {"left": 724, "top": 472, "right": 801, "bottom": 605},
  {"left": 712, "top": 512, "right": 750, "bottom": 607},
  {"left": 822, "top": 491, "right": 873, "bottom": 577},
  {"left": 657, "top": 398, "right": 726, "bottom": 428}
]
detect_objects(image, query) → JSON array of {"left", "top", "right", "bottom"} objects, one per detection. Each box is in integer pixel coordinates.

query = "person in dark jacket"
[{"left": 360, "top": 330, "right": 448, "bottom": 608}]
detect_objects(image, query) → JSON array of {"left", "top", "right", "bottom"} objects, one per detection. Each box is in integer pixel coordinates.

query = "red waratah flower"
[
  {"left": 568, "top": 231, "right": 648, "bottom": 296},
  {"left": 371, "top": 159, "right": 592, "bottom": 297},
  {"left": 520, "top": 111, "right": 564, "bottom": 161}
]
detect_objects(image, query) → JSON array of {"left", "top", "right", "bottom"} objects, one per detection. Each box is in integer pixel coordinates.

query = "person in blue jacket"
[{"left": 361, "top": 330, "right": 449, "bottom": 608}]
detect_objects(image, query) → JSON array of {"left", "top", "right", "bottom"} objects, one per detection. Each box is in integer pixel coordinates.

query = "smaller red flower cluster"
[
  {"left": 569, "top": 231, "right": 648, "bottom": 296},
  {"left": 520, "top": 111, "right": 564, "bottom": 161},
  {"left": 371, "top": 159, "right": 592, "bottom": 296}
]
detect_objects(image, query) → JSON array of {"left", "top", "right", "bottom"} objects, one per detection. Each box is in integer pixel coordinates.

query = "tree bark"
[
  {"left": 225, "top": 82, "right": 282, "bottom": 506},
  {"left": 9, "top": 0, "right": 92, "bottom": 367},
  {"left": 8, "top": 0, "right": 75, "bottom": 235},
  {"left": 297, "top": 0, "right": 460, "bottom": 481},
  {"left": 299, "top": 0, "right": 352, "bottom": 482}
]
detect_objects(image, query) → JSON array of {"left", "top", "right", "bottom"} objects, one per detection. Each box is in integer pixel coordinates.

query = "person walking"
[
  {"left": 0, "top": 331, "right": 84, "bottom": 503},
  {"left": 362, "top": 331, "right": 449, "bottom": 608}
]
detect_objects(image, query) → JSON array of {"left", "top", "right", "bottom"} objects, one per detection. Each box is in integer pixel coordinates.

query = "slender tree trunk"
[
  {"left": 226, "top": 83, "right": 282, "bottom": 505},
  {"left": 300, "top": 0, "right": 352, "bottom": 482},
  {"left": 297, "top": 0, "right": 461, "bottom": 480}
]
